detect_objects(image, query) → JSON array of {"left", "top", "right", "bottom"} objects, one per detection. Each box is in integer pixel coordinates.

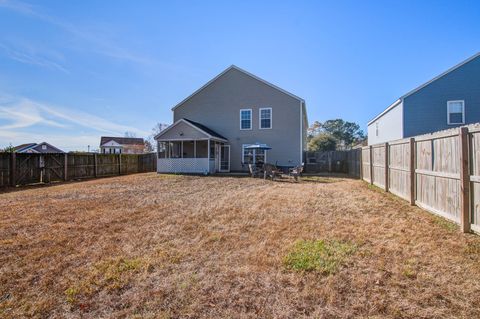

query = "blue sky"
[{"left": 0, "top": 0, "right": 478, "bottom": 151}]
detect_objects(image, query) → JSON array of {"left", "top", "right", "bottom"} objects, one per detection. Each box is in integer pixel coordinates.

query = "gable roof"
[
  {"left": 182, "top": 119, "right": 227, "bottom": 140},
  {"left": 14, "top": 143, "right": 36, "bottom": 152},
  {"left": 35, "top": 142, "right": 64, "bottom": 153},
  {"left": 368, "top": 52, "right": 480, "bottom": 126},
  {"left": 100, "top": 137, "right": 144, "bottom": 146},
  {"left": 154, "top": 118, "right": 228, "bottom": 141},
  {"left": 14, "top": 142, "right": 64, "bottom": 153},
  {"left": 171, "top": 65, "right": 304, "bottom": 111}
]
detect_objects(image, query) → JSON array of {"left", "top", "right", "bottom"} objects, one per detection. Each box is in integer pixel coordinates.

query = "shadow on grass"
[{"left": 0, "top": 173, "right": 157, "bottom": 195}]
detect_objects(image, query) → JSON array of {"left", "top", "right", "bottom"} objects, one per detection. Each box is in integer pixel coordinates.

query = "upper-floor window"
[
  {"left": 41, "top": 144, "right": 47, "bottom": 150},
  {"left": 240, "top": 109, "right": 252, "bottom": 130},
  {"left": 259, "top": 107, "right": 272, "bottom": 129},
  {"left": 375, "top": 122, "right": 379, "bottom": 137},
  {"left": 447, "top": 100, "right": 465, "bottom": 125}
]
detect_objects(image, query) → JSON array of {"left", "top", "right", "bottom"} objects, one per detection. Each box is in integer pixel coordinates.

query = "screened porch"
[{"left": 155, "top": 119, "right": 230, "bottom": 174}]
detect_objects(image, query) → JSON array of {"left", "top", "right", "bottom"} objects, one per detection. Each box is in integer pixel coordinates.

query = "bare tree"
[
  {"left": 144, "top": 140, "right": 154, "bottom": 153},
  {"left": 124, "top": 131, "right": 137, "bottom": 138},
  {"left": 146, "top": 123, "right": 169, "bottom": 151}
]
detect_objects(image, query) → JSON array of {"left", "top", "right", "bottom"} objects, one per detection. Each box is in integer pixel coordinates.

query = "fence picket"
[
  {"left": 0, "top": 152, "right": 157, "bottom": 188},
  {"left": 361, "top": 124, "right": 480, "bottom": 233}
]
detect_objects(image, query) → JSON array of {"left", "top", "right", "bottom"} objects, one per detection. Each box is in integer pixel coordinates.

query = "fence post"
[
  {"left": 94, "top": 154, "right": 98, "bottom": 178},
  {"left": 369, "top": 145, "right": 373, "bottom": 185},
  {"left": 118, "top": 154, "right": 122, "bottom": 175},
  {"left": 384, "top": 142, "right": 389, "bottom": 192},
  {"left": 459, "top": 127, "right": 471, "bottom": 233},
  {"left": 64, "top": 153, "right": 68, "bottom": 181},
  {"left": 359, "top": 148, "right": 363, "bottom": 180},
  {"left": 409, "top": 138, "right": 415, "bottom": 206},
  {"left": 9, "top": 152, "right": 16, "bottom": 187}
]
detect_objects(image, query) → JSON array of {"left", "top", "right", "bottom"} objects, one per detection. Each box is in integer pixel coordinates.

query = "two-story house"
[
  {"left": 99, "top": 137, "right": 145, "bottom": 154},
  {"left": 154, "top": 65, "right": 308, "bottom": 173},
  {"left": 368, "top": 52, "right": 480, "bottom": 145}
]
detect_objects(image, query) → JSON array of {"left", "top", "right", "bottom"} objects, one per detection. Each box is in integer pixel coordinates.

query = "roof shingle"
[{"left": 100, "top": 137, "right": 144, "bottom": 146}]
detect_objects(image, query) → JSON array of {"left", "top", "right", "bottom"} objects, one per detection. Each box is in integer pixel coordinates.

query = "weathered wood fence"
[
  {"left": 304, "top": 149, "right": 361, "bottom": 177},
  {"left": 362, "top": 124, "right": 480, "bottom": 233},
  {"left": 0, "top": 152, "right": 157, "bottom": 188}
]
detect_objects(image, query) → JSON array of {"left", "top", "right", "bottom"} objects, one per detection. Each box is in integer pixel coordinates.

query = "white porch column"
[
  {"left": 181, "top": 141, "right": 184, "bottom": 158},
  {"left": 207, "top": 139, "right": 210, "bottom": 159}
]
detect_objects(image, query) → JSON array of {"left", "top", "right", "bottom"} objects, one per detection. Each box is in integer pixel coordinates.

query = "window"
[
  {"left": 240, "top": 109, "right": 252, "bottom": 130},
  {"left": 375, "top": 122, "right": 379, "bottom": 137},
  {"left": 242, "top": 145, "right": 254, "bottom": 164},
  {"left": 41, "top": 144, "right": 47, "bottom": 150},
  {"left": 242, "top": 144, "right": 266, "bottom": 165},
  {"left": 447, "top": 100, "right": 465, "bottom": 125},
  {"left": 259, "top": 107, "right": 272, "bottom": 129}
]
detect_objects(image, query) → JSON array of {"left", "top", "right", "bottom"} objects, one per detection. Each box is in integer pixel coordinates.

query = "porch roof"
[{"left": 154, "top": 118, "right": 228, "bottom": 142}]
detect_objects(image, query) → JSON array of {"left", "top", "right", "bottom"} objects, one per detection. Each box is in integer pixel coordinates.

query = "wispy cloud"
[
  {"left": 0, "top": 94, "right": 148, "bottom": 149},
  {"left": 0, "top": 43, "right": 69, "bottom": 73},
  {"left": 0, "top": 0, "right": 156, "bottom": 66},
  {"left": 0, "top": 99, "right": 66, "bottom": 129}
]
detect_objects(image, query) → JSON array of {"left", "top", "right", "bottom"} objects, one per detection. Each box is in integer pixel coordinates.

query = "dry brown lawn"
[{"left": 1, "top": 173, "right": 480, "bottom": 318}]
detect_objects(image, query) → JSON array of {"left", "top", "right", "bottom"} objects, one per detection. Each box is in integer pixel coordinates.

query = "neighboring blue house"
[
  {"left": 368, "top": 52, "right": 480, "bottom": 145},
  {"left": 13, "top": 142, "right": 64, "bottom": 153}
]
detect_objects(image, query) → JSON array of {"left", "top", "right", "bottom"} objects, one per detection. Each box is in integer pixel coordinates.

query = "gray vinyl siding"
[
  {"left": 157, "top": 121, "right": 209, "bottom": 140},
  {"left": 403, "top": 56, "right": 480, "bottom": 137},
  {"left": 173, "top": 68, "right": 303, "bottom": 171}
]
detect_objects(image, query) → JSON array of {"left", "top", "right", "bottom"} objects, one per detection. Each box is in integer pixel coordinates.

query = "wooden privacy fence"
[
  {"left": 0, "top": 152, "right": 157, "bottom": 188},
  {"left": 304, "top": 149, "right": 361, "bottom": 177},
  {"left": 362, "top": 124, "right": 480, "bottom": 233}
]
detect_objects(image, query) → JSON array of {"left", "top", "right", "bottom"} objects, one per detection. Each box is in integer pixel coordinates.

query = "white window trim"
[
  {"left": 259, "top": 107, "right": 272, "bottom": 129},
  {"left": 240, "top": 109, "right": 252, "bottom": 130},
  {"left": 447, "top": 100, "right": 465, "bottom": 125}
]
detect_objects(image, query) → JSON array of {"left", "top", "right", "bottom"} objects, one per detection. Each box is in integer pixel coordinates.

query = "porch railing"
[{"left": 157, "top": 158, "right": 213, "bottom": 174}]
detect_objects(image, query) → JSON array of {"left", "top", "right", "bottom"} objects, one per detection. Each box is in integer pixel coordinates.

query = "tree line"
[{"left": 307, "top": 119, "right": 366, "bottom": 151}]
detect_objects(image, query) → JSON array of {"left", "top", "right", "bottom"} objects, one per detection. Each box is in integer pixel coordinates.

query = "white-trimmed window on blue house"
[
  {"left": 240, "top": 109, "right": 252, "bottom": 130},
  {"left": 259, "top": 107, "right": 272, "bottom": 129},
  {"left": 242, "top": 144, "right": 266, "bottom": 165},
  {"left": 447, "top": 100, "right": 465, "bottom": 125}
]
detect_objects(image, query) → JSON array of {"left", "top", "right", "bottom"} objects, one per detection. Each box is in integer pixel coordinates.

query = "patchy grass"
[
  {"left": 432, "top": 215, "right": 459, "bottom": 232},
  {"left": 283, "top": 239, "right": 356, "bottom": 274},
  {"left": 300, "top": 176, "right": 338, "bottom": 183},
  {"left": 65, "top": 257, "right": 146, "bottom": 306},
  {"left": 402, "top": 258, "right": 419, "bottom": 279},
  {"left": 1, "top": 173, "right": 480, "bottom": 318}
]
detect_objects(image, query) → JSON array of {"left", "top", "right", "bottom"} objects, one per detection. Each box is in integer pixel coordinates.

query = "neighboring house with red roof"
[
  {"left": 14, "top": 142, "right": 64, "bottom": 153},
  {"left": 99, "top": 137, "right": 145, "bottom": 154}
]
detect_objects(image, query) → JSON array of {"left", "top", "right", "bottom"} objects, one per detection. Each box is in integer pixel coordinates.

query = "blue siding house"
[{"left": 368, "top": 52, "right": 480, "bottom": 145}]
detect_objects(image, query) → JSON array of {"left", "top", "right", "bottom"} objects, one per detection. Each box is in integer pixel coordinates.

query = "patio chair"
[
  {"left": 248, "top": 164, "right": 262, "bottom": 178},
  {"left": 289, "top": 163, "right": 304, "bottom": 181},
  {"left": 263, "top": 163, "right": 280, "bottom": 181}
]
